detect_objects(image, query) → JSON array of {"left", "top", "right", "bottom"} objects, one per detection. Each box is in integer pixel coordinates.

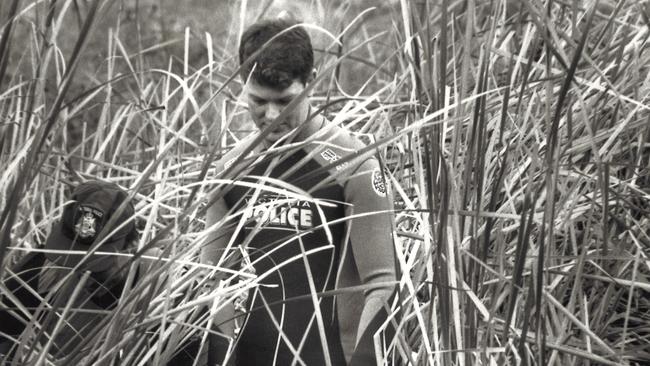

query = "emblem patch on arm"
[
  {"left": 371, "top": 168, "right": 388, "bottom": 197},
  {"left": 320, "top": 148, "right": 349, "bottom": 171}
]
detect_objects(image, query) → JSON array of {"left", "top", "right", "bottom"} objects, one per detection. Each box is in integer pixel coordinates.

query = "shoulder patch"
[
  {"left": 320, "top": 148, "right": 350, "bottom": 171},
  {"left": 224, "top": 156, "right": 239, "bottom": 170},
  {"left": 320, "top": 148, "right": 340, "bottom": 161},
  {"left": 221, "top": 133, "right": 264, "bottom": 171},
  {"left": 371, "top": 168, "right": 388, "bottom": 197}
]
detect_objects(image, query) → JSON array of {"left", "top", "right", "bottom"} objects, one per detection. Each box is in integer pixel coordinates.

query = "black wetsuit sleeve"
[{"left": 343, "top": 158, "right": 397, "bottom": 365}]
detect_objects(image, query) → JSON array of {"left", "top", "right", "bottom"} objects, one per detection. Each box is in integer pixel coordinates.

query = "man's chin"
[{"left": 264, "top": 131, "right": 288, "bottom": 144}]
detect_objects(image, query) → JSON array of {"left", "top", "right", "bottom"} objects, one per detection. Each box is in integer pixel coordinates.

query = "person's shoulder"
[
  {"left": 9, "top": 251, "right": 46, "bottom": 278},
  {"left": 214, "top": 133, "right": 264, "bottom": 173},
  {"left": 305, "top": 124, "right": 389, "bottom": 198},
  {"left": 307, "top": 124, "right": 370, "bottom": 173}
]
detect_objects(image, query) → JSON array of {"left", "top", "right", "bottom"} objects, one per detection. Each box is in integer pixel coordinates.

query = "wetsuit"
[{"left": 204, "top": 126, "right": 396, "bottom": 365}]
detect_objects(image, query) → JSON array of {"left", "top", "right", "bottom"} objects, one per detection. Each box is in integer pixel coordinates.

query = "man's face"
[{"left": 244, "top": 79, "right": 311, "bottom": 144}]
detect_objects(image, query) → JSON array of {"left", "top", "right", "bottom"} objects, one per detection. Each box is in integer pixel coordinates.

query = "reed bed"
[{"left": 0, "top": 0, "right": 648, "bottom": 365}]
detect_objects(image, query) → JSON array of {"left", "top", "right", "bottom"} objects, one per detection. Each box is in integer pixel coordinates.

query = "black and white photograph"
[{"left": 0, "top": 1, "right": 648, "bottom": 365}]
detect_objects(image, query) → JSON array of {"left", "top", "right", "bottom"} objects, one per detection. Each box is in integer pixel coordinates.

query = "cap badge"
[
  {"left": 75, "top": 212, "right": 97, "bottom": 239},
  {"left": 74, "top": 206, "right": 104, "bottom": 239}
]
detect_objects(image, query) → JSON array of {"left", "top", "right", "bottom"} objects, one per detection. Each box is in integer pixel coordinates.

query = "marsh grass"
[{"left": 1, "top": 0, "right": 649, "bottom": 365}]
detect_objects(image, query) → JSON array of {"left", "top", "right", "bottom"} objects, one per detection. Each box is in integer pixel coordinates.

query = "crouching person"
[{"left": 0, "top": 180, "right": 164, "bottom": 364}]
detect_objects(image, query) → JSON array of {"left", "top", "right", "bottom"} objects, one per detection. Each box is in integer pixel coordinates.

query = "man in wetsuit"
[{"left": 202, "top": 17, "right": 397, "bottom": 366}]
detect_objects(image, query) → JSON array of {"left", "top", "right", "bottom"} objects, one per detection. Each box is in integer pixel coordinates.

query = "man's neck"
[{"left": 296, "top": 113, "right": 327, "bottom": 142}]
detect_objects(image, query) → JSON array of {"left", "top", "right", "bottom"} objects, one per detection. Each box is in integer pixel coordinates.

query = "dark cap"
[{"left": 45, "top": 180, "right": 137, "bottom": 272}]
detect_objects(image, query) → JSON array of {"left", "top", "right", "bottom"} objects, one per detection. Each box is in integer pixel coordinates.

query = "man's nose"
[{"left": 265, "top": 103, "right": 281, "bottom": 121}]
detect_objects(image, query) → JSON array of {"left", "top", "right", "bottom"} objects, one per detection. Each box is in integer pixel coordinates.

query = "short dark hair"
[{"left": 238, "top": 18, "right": 313, "bottom": 90}]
